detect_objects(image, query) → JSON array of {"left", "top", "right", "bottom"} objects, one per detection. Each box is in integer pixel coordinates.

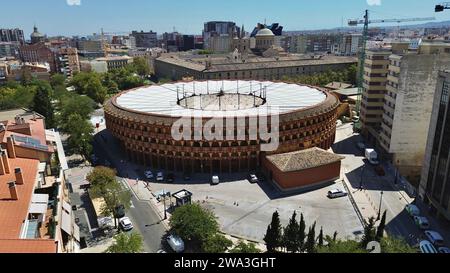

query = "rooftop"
[
  {"left": 265, "top": 147, "right": 345, "bottom": 172},
  {"left": 114, "top": 80, "right": 327, "bottom": 117},
  {"left": 0, "top": 239, "right": 56, "bottom": 253}
]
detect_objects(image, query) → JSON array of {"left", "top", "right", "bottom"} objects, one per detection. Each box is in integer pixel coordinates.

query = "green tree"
[
  {"left": 317, "top": 238, "right": 367, "bottom": 253},
  {"left": 297, "top": 213, "right": 306, "bottom": 251},
  {"left": 105, "top": 232, "right": 144, "bottom": 253},
  {"left": 332, "top": 231, "right": 338, "bottom": 242},
  {"left": 347, "top": 64, "right": 357, "bottom": 85},
  {"left": 132, "top": 57, "right": 151, "bottom": 77},
  {"left": 202, "top": 234, "right": 233, "bottom": 253},
  {"left": 169, "top": 203, "right": 219, "bottom": 249},
  {"left": 64, "top": 113, "right": 93, "bottom": 159},
  {"left": 31, "top": 81, "right": 55, "bottom": 128},
  {"left": 380, "top": 236, "right": 416, "bottom": 253},
  {"left": 283, "top": 211, "right": 300, "bottom": 253},
  {"left": 58, "top": 95, "right": 95, "bottom": 129},
  {"left": 50, "top": 74, "right": 66, "bottom": 88},
  {"left": 376, "top": 211, "right": 387, "bottom": 242},
  {"left": 304, "top": 222, "right": 317, "bottom": 253},
  {"left": 263, "top": 211, "right": 283, "bottom": 253},
  {"left": 361, "top": 217, "right": 377, "bottom": 248},
  {"left": 318, "top": 226, "right": 324, "bottom": 247},
  {"left": 229, "top": 241, "right": 262, "bottom": 253},
  {"left": 87, "top": 167, "right": 118, "bottom": 195},
  {"left": 70, "top": 72, "right": 107, "bottom": 103}
]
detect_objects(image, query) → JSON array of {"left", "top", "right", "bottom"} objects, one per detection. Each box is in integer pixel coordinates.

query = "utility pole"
[{"left": 377, "top": 191, "right": 384, "bottom": 221}]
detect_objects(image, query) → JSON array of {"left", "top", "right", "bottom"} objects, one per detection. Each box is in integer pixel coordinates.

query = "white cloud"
[
  {"left": 67, "top": 0, "right": 81, "bottom": 6},
  {"left": 367, "top": 0, "right": 381, "bottom": 6}
]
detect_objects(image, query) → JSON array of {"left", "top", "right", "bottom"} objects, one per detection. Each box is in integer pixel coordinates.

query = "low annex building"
[{"left": 262, "top": 147, "right": 344, "bottom": 191}]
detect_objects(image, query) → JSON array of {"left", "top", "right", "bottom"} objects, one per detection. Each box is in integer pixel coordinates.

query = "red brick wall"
[{"left": 262, "top": 158, "right": 341, "bottom": 190}]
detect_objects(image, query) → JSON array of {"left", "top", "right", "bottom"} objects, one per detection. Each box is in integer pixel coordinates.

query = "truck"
[{"left": 365, "top": 149, "right": 380, "bottom": 165}]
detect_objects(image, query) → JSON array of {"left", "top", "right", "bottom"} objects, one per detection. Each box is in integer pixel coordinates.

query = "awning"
[
  {"left": 73, "top": 223, "right": 80, "bottom": 242},
  {"left": 28, "top": 203, "right": 48, "bottom": 214},
  {"left": 32, "top": 193, "right": 49, "bottom": 204},
  {"left": 61, "top": 209, "right": 72, "bottom": 235},
  {"left": 62, "top": 200, "right": 71, "bottom": 213}
]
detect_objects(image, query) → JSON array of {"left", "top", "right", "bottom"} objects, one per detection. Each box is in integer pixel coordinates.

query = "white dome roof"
[{"left": 256, "top": 28, "right": 274, "bottom": 37}]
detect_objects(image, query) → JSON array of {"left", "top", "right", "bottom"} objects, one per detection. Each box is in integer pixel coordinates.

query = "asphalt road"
[{"left": 92, "top": 136, "right": 167, "bottom": 253}]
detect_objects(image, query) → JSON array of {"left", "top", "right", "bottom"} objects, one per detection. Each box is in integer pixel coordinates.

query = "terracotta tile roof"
[
  {"left": 266, "top": 147, "right": 345, "bottom": 172},
  {"left": 0, "top": 239, "right": 57, "bottom": 253},
  {"left": 0, "top": 157, "right": 39, "bottom": 239}
]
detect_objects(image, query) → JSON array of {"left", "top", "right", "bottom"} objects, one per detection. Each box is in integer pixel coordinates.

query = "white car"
[
  {"left": 119, "top": 217, "right": 134, "bottom": 231},
  {"left": 419, "top": 240, "right": 438, "bottom": 253},
  {"left": 405, "top": 204, "right": 420, "bottom": 217},
  {"left": 327, "top": 189, "right": 348, "bottom": 199},
  {"left": 156, "top": 172, "right": 164, "bottom": 182},
  {"left": 211, "top": 175, "right": 220, "bottom": 185},
  {"left": 413, "top": 216, "right": 430, "bottom": 230},
  {"left": 167, "top": 234, "right": 185, "bottom": 253},
  {"left": 438, "top": 247, "right": 450, "bottom": 254},
  {"left": 424, "top": 230, "right": 445, "bottom": 246},
  {"left": 144, "top": 170, "right": 154, "bottom": 180}
]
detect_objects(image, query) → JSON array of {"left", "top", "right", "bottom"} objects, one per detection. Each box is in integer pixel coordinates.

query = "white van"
[
  {"left": 419, "top": 240, "right": 438, "bottom": 253},
  {"left": 424, "top": 230, "right": 445, "bottom": 246}
]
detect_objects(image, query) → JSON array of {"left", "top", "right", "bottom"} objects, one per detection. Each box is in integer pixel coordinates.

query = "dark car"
[{"left": 166, "top": 173, "right": 175, "bottom": 183}]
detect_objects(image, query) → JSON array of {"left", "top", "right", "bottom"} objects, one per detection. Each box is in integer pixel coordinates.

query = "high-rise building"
[
  {"left": 360, "top": 48, "right": 391, "bottom": 139},
  {"left": 56, "top": 47, "right": 80, "bottom": 79},
  {"left": 203, "top": 21, "right": 238, "bottom": 49},
  {"left": 290, "top": 34, "right": 342, "bottom": 54},
  {"left": 336, "top": 34, "right": 363, "bottom": 56},
  {"left": 0, "top": 42, "right": 20, "bottom": 58},
  {"left": 361, "top": 40, "right": 450, "bottom": 183},
  {"left": 131, "top": 31, "right": 157, "bottom": 48},
  {"left": 0, "top": 28, "right": 25, "bottom": 44},
  {"left": 419, "top": 70, "right": 450, "bottom": 222}
]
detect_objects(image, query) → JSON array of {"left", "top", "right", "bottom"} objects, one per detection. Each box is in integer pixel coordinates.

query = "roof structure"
[
  {"left": 265, "top": 147, "right": 345, "bottom": 172},
  {"left": 115, "top": 80, "right": 327, "bottom": 117},
  {"left": 0, "top": 239, "right": 56, "bottom": 253}
]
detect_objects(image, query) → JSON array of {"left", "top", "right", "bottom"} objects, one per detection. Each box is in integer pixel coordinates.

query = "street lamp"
[
  {"left": 377, "top": 191, "right": 384, "bottom": 221},
  {"left": 162, "top": 189, "right": 167, "bottom": 220}
]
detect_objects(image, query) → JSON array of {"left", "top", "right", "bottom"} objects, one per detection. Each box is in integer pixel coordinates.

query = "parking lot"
[{"left": 143, "top": 172, "right": 364, "bottom": 243}]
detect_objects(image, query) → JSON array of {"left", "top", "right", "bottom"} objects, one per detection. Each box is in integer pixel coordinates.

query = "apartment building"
[
  {"left": 360, "top": 49, "right": 392, "bottom": 141},
  {"left": 57, "top": 47, "right": 80, "bottom": 79},
  {"left": 419, "top": 70, "right": 450, "bottom": 222},
  {"left": 361, "top": 40, "right": 450, "bottom": 184}
]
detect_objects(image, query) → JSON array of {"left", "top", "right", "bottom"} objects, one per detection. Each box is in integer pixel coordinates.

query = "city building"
[
  {"left": 290, "top": 34, "right": 342, "bottom": 54},
  {"left": 0, "top": 42, "right": 20, "bottom": 58},
  {"left": 90, "top": 55, "right": 133, "bottom": 73},
  {"left": 419, "top": 70, "right": 450, "bottom": 223},
  {"left": 18, "top": 42, "right": 57, "bottom": 72},
  {"left": 0, "top": 28, "right": 25, "bottom": 44},
  {"left": 104, "top": 80, "right": 339, "bottom": 176},
  {"left": 250, "top": 23, "right": 283, "bottom": 37},
  {"left": 30, "top": 26, "right": 45, "bottom": 44},
  {"left": 56, "top": 47, "right": 80, "bottom": 79},
  {"left": 208, "top": 35, "right": 233, "bottom": 53},
  {"left": 361, "top": 40, "right": 450, "bottom": 183},
  {"left": 76, "top": 39, "right": 104, "bottom": 58},
  {"left": 360, "top": 48, "right": 391, "bottom": 136},
  {"left": 203, "top": 21, "right": 239, "bottom": 49},
  {"left": 154, "top": 51, "right": 357, "bottom": 81},
  {"left": 0, "top": 109, "right": 77, "bottom": 253},
  {"left": 335, "top": 34, "right": 363, "bottom": 56},
  {"left": 131, "top": 30, "right": 158, "bottom": 48}
]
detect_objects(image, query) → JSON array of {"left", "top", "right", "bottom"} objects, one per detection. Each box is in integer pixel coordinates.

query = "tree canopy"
[
  {"left": 105, "top": 232, "right": 144, "bottom": 253},
  {"left": 202, "top": 234, "right": 233, "bottom": 253},
  {"left": 229, "top": 241, "right": 262, "bottom": 253}
]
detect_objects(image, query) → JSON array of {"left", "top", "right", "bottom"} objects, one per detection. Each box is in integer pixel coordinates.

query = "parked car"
[
  {"left": 424, "top": 230, "right": 445, "bottom": 246},
  {"left": 144, "top": 170, "right": 154, "bottom": 180},
  {"left": 119, "top": 217, "right": 134, "bottom": 231},
  {"left": 327, "top": 189, "right": 348, "bottom": 199},
  {"left": 211, "top": 175, "right": 220, "bottom": 185},
  {"left": 166, "top": 173, "right": 175, "bottom": 183},
  {"left": 365, "top": 148, "right": 380, "bottom": 165},
  {"left": 438, "top": 247, "right": 450, "bottom": 253},
  {"left": 156, "top": 249, "right": 167, "bottom": 253},
  {"left": 405, "top": 204, "right": 420, "bottom": 217},
  {"left": 156, "top": 172, "right": 164, "bottom": 182},
  {"left": 248, "top": 174, "right": 259, "bottom": 183},
  {"left": 419, "top": 240, "right": 438, "bottom": 253},
  {"left": 414, "top": 216, "right": 430, "bottom": 230},
  {"left": 167, "top": 234, "right": 185, "bottom": 253}
]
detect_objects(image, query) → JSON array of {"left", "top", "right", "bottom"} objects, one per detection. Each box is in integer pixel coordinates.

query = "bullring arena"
[{"left": 104, "top": 80, "right": 339, "bottom": 174}]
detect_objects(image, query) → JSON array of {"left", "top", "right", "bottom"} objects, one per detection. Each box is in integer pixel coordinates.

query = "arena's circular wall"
[{"left": 104, "top": 80, "right": 339, "bottom": 173}]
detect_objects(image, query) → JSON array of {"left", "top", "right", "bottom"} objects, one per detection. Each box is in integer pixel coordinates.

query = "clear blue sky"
[{"left": 0, "top": 0, "right": 448, "bottom": 37}]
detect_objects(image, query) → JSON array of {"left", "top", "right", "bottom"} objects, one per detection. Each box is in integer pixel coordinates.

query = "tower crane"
[
  {"left": 347, "top": 10, "right": 435, "bottom": 131},
  {"left": 435, "top": 2, "right": 450, "bottom": 12}
]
